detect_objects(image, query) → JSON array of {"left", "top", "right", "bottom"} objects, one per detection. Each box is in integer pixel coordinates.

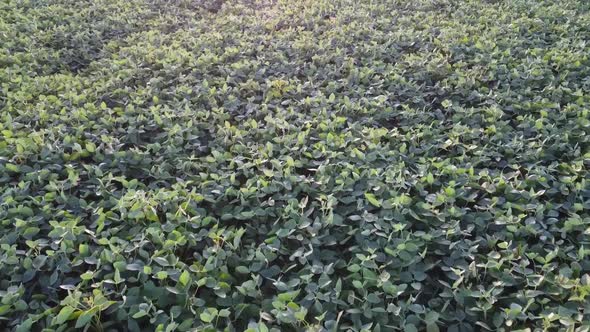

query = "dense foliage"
[{"left": 1, "top": 0, "right": 590, "bottom": 330}]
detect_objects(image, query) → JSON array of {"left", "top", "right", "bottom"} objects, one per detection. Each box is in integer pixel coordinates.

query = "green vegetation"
[{"left": 1, "top": 0, "right": 590, "bottom": 330}]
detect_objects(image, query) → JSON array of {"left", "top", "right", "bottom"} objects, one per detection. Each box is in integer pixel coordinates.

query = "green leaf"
[
  {"left": 424, "top": 311, "right": 440, "bottom": 324},
  {"left": 54, "top": 306, "right": 76, "bottom": 325},
  {"left": 0, "top": 305, "right": 11, "bottom": 315},
  {"left": 218, "top": 308, "right": 231, "bottom": 317},
  {"left": 236, "top": 266, "right": 250, "bottom": 274},
  {"left": 75, "top": 308, "right": 97, "bottom": 328},
  {"left": 15, "top": 318, "right": 33, "bottom": 332},
  {"left": 200, "top": 311, "right": 215, "bottom": 323},
  {"left": 5, "top": 163, "right": 20, "bottom": 172},
  {"left": 426, "top": 173, "right": 434, "bottom": 185},
  {"left": 364, "top": 193, "right": 381, "bottom": 207},
  {"left": 258, "top": 322, "right": 269, "bottom": 332},
  {"left": 179, "top": 270, "right": 191, "bottom": 286},
  {"left": 426, "top": 323, "right": 440, "bottom": 332},
  {"left": 79, "top": 244, "right": 89, "bottom": 256},
  {"left": 133, "top": 310, "right": 148, "bottom": 319},
  {"left": 404, "top": 324, "right": 418, "bottom": 332}
]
